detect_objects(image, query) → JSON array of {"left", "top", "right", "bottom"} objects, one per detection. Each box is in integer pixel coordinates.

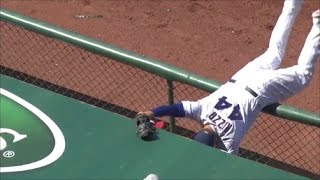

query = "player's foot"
[{"left": 312, "top": 9, "right": 320, "bottom": 26}]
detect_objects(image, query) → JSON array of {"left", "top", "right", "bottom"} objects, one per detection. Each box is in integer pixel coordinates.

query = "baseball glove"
[{"left": 135, "top": 114, "right": 156, "bottom": 139}]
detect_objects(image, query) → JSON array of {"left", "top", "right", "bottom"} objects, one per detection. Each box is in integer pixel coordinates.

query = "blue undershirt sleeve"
[{"left": 151, "top": 102, "right": 185, "bottom": 117}]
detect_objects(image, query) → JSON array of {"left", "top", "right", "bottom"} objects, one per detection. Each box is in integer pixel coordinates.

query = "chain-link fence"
[{"left": 0, "top": 10, "right": 319, "bottom": 178}]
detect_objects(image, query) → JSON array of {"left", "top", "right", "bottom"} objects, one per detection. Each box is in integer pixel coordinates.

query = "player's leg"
[
  {"left": 297, "top": 9, "right": 320, "bottom": 74},
  {"left": 249, "top": 0, "right": 303, "bottom": 70},
  {"left": 292, "top": 9, "right": 320, "bottom": 86},
  {"left": 231, "top": 0, "right": 303, "bottom": 80},
  {"left": 270, "top": 10, "right": 319, "bottom": 101}
]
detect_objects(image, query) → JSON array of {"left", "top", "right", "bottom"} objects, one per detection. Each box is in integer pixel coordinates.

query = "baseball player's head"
[{"left": 192, "top": 125, "right": 215, "bottom": 146}]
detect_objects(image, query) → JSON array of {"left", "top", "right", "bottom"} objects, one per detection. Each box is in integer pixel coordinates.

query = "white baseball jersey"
[{"left": 182, "top": 0, "right": 319, "bottom": 154}]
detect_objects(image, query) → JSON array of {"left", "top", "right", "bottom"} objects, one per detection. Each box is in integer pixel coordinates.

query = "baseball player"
[{"left": 138, "top": 0, "right": 320, "bottom": 154}]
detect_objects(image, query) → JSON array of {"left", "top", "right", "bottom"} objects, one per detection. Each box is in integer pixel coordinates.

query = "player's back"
[{"left": 197, "top": 82, "right": 263, "bottom": 140}]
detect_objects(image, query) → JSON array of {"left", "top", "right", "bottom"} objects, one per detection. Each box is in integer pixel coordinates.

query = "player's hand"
[{"left": 137, "top": 111, "right": 154, "bottom": 119}]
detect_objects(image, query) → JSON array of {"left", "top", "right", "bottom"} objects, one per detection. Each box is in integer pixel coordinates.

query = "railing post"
[{"left": 167, "top": 80, "right": 175, "bottom": 132}]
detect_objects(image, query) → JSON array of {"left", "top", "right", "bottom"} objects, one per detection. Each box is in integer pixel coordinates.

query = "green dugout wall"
[{"left": 0, "top": 75, "right": 307, "bottom": 179}]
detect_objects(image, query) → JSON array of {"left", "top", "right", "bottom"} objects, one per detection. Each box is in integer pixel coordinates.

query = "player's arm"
[
  {"left": 138, "top": 102, "right": 186, "bottom": 119},
  {"left": 139, "top": 101, "right": 215, "bottom": 147}
]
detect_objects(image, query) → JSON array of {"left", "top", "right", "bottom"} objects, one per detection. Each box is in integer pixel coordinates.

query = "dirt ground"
[{"left": 1, "top": 0, "right": 319, "bottom": 176}]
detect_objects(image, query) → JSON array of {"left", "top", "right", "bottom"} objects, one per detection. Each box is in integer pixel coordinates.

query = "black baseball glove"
[{"left": 135, "top": 114, "right": 156, "bottom": 139}]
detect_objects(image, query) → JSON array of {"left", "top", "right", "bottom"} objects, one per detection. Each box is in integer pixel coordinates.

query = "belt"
[{"left": 229, "top": 79, "right": 258, "bottom": 97}]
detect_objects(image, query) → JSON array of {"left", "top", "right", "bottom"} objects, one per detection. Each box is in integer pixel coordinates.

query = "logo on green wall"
[{"left": 0, "top": 88, "right": 65, "bottom": 173}]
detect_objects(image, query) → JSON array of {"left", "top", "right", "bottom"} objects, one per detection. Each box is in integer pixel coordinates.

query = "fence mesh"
[{"left": 0, "top": 21, "right": 319, "bottom": 178}]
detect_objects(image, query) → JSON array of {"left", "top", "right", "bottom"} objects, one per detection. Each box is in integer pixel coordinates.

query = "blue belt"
[{"left": 229, "top": 79, "right": 258, "bottom": 97}]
